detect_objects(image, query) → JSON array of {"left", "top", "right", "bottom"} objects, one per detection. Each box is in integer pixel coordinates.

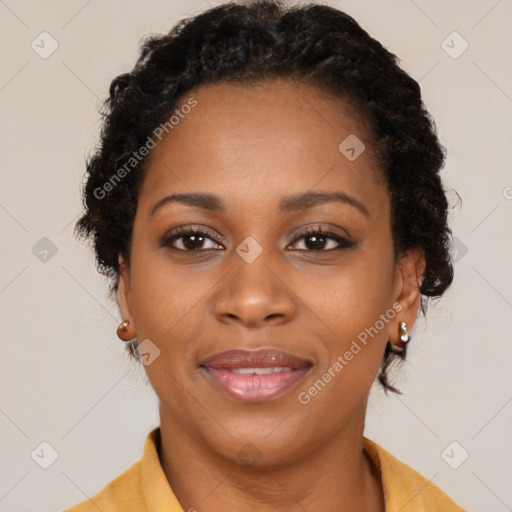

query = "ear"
[
  {"left": 117, "top": 254, "right": 136, "bottom": 338},
  {"left": 388, "top": 247, "right": 426, "bottom": 348}
]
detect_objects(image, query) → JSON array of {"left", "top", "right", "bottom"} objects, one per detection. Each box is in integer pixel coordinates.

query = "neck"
[{"left": 157, "top": 405, "right": 385, "bottom": 512}]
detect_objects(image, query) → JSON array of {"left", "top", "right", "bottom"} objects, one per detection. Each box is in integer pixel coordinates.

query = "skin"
[{"left": 117, "top": 78, "right": 425, "bottom": 512}]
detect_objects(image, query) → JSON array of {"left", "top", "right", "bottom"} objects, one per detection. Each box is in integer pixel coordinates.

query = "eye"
[
  {"left": 289, "top": 226, "right": 356, "bottom": 251},
  {"left": 161, "top": 225, "right": 224, "bottom": 251},
  {"left": 161, "top": 225, "right": 356, "bottom": 253}
]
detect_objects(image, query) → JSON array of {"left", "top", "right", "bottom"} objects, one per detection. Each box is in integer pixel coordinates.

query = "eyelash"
[{"left": 161, "top": 225, "right": 356, "bottom": 252}]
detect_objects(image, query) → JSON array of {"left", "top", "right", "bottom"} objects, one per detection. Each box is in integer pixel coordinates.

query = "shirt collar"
[{"left": 140, "top": 427, "right": 184, "bottom": 512}]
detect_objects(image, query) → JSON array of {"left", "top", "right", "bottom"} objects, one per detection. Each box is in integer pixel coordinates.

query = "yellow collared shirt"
[{"left": 64, "top": 428, "right": 465, "bottom": 511}]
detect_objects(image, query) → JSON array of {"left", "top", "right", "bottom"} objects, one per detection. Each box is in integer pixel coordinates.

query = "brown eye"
[
  {"left": 161, "top": 226, "right": 223, "bottom": 251},
  {"left": 290, "top": 227, "right": 356, "bottom": 251}
]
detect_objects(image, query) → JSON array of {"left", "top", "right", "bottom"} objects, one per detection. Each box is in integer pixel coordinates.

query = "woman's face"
[{"left": 118, "top": 79, "right": 423, "bottom": 464}]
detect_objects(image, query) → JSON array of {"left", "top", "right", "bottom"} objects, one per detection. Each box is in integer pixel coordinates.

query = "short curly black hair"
[{"left": 75, "top": 0, "right": 454, "bottom": 393}]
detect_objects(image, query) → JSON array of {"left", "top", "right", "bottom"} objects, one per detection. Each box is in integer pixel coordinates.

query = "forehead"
[{"left": 138, "top": 79, "right": 384, "bottom": 212}]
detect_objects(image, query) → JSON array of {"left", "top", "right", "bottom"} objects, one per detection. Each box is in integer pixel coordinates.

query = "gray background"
[{"left": 1, "top": 0, "right": 511, "bottom": 511}]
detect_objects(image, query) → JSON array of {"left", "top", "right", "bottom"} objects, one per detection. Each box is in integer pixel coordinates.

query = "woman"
[{"left": 66, "top": 1, "right": 464, "bottom": 510}]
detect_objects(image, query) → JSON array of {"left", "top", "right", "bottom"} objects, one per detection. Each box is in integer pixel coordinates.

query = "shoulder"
[
  {"left": 363, "top": 437, "right": 466, "bottom": 511},
  {"left": 63, "top": 427, "right": 185, "bottom": 512},
  {"left": 62, "top": 458, "right": 144, "bottom": 512},
  {"left": 62, "top": 428, "right": 163, "bottom": 512}
]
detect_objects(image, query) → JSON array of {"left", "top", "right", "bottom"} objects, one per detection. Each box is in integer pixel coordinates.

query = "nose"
[{"left": 212, "top": 247, "right": 297, "bottom": 328}]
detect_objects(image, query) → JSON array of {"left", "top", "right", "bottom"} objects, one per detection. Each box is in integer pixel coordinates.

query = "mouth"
[{"left": 199, "top": 349, "right": 312, "bottom": 402}]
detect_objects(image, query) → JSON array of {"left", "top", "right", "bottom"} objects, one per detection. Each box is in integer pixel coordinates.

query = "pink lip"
[{"left": 199, "top": 349, "right": 312, "bottom": 402}]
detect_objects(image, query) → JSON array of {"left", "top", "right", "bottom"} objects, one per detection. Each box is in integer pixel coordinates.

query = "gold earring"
[{"left": 116, "top": 320, "right": 133, "bottom": 342}]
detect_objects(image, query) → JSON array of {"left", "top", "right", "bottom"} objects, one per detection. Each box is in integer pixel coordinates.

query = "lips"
[
  {"left": 201, "top": 349, "right": 311, "bottom": 369},
  {"left": 199, "top": 349, "right": 312, "bottom": 402}
]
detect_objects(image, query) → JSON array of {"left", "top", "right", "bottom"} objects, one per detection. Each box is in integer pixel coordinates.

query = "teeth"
[{"left": 230, "top": 367, "right": 293, "bottom": 375}]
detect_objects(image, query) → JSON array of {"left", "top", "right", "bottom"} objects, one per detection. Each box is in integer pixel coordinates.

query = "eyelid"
[{"left": 290, "top": 223, "right": 351, "bottom": 241}]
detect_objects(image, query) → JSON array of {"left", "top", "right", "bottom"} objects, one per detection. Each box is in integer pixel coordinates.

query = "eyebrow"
[{"left": 149, "top": 190, "right": 370, "bottom": 218}]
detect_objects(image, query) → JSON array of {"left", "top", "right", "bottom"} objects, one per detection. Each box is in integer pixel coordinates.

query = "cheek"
[
  {"left": 295, "top": 267, "right": 395, "bottom": 421},
  {"left": 128, "top": 255, "right": 209, "bottom": 412},
  {"left": 308, "top": 245, "right": 396, "bottom": 382},
  {"left": 128, "top": 239, "right": 201, "bottom": 351},
  {"left": 315, "top": 249, "right": 396, "bottom": 330},
  {"left": 128, "top": 247, "right": 241, "bottom": 403}
]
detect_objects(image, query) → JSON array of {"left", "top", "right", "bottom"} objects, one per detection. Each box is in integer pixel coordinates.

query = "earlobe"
[
  {"left": 388, "top": 248, "right": 425, "bottom": 350},
  {"left": 116, "top": 255, "right": 136, "bottom": 341}
]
